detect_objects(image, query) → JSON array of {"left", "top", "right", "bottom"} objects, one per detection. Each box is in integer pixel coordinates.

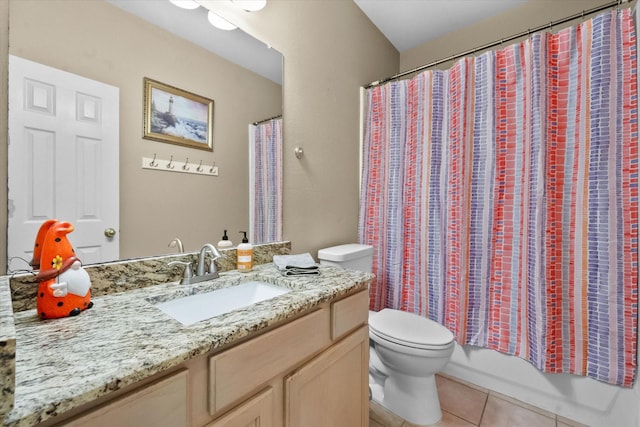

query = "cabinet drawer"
[
  {"left": 331, "top": 290, "right": 369, "bottom": 340},
  {"left": 62, "top": 370, "right": 188, "bottom": 427},
  {"left": 209, "top": 308, "right": 330, "bottom": 414}
]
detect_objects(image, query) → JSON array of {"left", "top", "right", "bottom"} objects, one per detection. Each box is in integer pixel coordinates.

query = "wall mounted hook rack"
[{"left": 142, "top": 156, "right": 219, "bottom": 176}]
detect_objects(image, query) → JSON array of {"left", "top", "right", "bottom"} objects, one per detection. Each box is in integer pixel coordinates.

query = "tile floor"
[{"left": 369, "top": 374, "right": 589, "bottom": 427}]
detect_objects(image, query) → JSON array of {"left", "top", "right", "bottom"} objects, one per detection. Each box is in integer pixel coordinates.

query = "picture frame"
[{"left": 143, "top": 77, "right": 214, "bottom": 151}]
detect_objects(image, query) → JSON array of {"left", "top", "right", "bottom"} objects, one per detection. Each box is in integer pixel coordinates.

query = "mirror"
[
  {"left": 106, "top": 0, "right": 282, "bottom": 86},
  {"left": 5, "top": 0, "right": 283, "bottom": 269}
]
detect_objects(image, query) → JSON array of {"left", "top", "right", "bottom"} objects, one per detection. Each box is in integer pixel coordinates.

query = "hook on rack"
[
  {"left": 167, "top": 155, "right": 175, "bottom": 169},
  {"left": 182, "top": 157, "right": 190, "bottom": 171},
  {"left": 149, "top": 153, "right": 158, "bottom": 167},
  {"left": 197, "top": 160, "right": 203, "bottom": 172},
  {"left": 210, "top": 162, "right": 216, "bottom": 173}
]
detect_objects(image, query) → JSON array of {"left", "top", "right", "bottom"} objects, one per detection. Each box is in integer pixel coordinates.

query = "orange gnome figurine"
[{"left": 33, "top": 220, "right": 93, "bottom": 319}]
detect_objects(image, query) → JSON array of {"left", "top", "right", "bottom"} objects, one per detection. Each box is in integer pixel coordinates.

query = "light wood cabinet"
[
  {"left": 206, "top": 289, "right": 369, "bottom": 427},
  {"left": 284, "top": 326, "right": 369, "bottom": 427},
  {"left": 61, "top": 370, "right": 188, "bottom": 427},
  {"left": 331, "top": 289, "right": 369, "bottom": 340},
  {"left": 50, "top": 289, "right": 369, "bottom": 427},
  {"left": 208, "top": 308, "right": 330, "bottom": 414}
]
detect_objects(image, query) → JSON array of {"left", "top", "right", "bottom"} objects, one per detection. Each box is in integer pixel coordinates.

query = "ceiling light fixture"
[
  {"left": 232, "top": 0, "right": 267, "bottom": 12},
  {"left": 168, "top": 0, "right": 200, "bottom": 10},
  {"left": 207, "top": 11, "right": 238, "bottom": 31}
]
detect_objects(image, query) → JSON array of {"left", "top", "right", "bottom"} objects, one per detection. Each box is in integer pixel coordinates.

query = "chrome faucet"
[
  {"left": 168, "top": 238, "right": 184, "bottom": 253},
  {"left": 168, "top": 243, "right": 222, "bottom": 285},
  {"left": 196, "top": 243, "right": 221, "bottom": 276}
]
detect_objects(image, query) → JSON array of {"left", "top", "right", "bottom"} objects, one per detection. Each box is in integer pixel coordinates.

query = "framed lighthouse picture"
[{"left": 143, "top": 77, "right": 214, "bottom": 151}]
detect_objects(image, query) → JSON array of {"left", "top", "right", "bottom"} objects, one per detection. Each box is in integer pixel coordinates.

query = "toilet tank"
[{"left": 317, "top": 243, "right": 374, "bottom": 273}]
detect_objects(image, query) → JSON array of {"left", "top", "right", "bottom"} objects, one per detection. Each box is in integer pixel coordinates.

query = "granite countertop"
[{"left": 3, "top": 263, "right": 373, "bottom": 427}]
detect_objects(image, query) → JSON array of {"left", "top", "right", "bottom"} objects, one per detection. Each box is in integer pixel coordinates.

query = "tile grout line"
[{"left": 371, "top": 375, "right": 575, "bottom": 427}]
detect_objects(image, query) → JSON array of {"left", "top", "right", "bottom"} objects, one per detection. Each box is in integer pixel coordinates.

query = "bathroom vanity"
[{"left": 0, "top": 253, "right": 373, "bottom": 427}]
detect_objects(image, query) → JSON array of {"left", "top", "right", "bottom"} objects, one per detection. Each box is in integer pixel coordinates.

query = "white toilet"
[{"left": 318, "top": 243, "right": 455, "bottom": 426}]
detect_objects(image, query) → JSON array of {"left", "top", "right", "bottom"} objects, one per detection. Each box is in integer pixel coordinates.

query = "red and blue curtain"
[
  {"left": 358, "top": 9, "right": 638, "bottom": 386},
  {"left": 250, "top": 117, "right": 283, "bottom": 244}
]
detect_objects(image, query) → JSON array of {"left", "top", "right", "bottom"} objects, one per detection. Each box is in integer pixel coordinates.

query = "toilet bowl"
[
  {"left": 318, "top": 244, "right": 455, "bottom": 426},
  {"left": 369, "top": 309, "right": 454, "bottom": 425}
]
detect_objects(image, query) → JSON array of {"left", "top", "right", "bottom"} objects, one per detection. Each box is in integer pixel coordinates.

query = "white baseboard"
[{"left": 441, "top": 344, "right": 639, "bottom": 427}]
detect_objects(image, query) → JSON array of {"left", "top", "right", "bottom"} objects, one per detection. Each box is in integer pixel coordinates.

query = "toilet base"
[
  {"left": 379, "top": 372, "right": 443, "bottom": 426},
  {"left": 369, "top": 372, "right": 385, "bottom": 402}
]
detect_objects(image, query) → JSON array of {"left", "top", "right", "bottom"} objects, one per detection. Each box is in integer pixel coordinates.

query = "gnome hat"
[
  {"left": 30, "top": 219, "right": 58, "bottom": 269},
  {"left": 35, "top": 221, "right": 80, "bottom": 281}
]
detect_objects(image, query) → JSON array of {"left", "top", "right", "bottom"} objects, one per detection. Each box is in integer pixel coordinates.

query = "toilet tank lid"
[
  {"left": 369, "top": 309, "right": 454, "bottom": 347},
  {"left": 317, "top": 243, "right": 373, "bottom": 262}
]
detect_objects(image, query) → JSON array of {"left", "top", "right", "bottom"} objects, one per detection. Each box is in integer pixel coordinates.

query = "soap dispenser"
[
  {"left": 237, "top": 231, "right": 253, "bottom": 272},
  {"left": 217, "top": 229, "right": 233, "bottom": 249}
]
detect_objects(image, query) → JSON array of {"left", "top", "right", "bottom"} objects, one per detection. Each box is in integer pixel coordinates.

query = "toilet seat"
[{"left": 369, "top": 308, "right": 454, "bottom": 350}]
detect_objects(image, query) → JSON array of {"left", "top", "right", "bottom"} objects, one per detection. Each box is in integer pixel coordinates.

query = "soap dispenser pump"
[
  {"left": 237, "top": 231, "right": 253, "bottom": 272},
  {"left": 217, "top": 230, "right": 233, "bottom": 249}
]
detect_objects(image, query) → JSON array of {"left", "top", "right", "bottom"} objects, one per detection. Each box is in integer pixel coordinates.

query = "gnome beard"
[{"left": 57, "top": 260, "right": 91, "bottom": 297}]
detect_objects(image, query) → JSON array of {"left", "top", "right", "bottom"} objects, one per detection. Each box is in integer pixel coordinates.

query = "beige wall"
[
  {"left": 400, "top": 0, "right": 609, "bottom": 71},
  {"left": 200, "top": 0, "right": 399, "bottom": 256},
  {"left": 2, "top": 0, "right": 283, "bottom": 271},
  {"left": 2, "top": 0, "right": 619, "bottom": 273},
  {"left": 201, "top": 0, "right": 619, "bottom": 258},
  {"left": 0, "top": 0, "right": 399, "bottom": 273}
]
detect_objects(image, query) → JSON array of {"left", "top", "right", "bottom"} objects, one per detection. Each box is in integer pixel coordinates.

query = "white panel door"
[{"left": 8, "top": 55, "right": 119, "bottom": 268}]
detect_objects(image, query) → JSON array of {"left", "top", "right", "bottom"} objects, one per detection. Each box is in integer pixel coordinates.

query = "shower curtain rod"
[
  {"left": 366, "top": 0, "right": 628, "bottom": 89},
  {"left": 252, "top": 114, "right": 282, "bottom": 125}
]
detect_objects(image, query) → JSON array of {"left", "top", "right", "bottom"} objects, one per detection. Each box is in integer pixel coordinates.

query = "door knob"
[{"left": 104, "top": 228, "right": 117, "bottom": 238}]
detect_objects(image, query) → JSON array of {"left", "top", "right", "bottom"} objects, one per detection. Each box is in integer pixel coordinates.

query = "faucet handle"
[
  {"left": 210, "top": 245, "right": 222, "bottom": 260},
  {"left": 209, "top": 246, "right": 223, "bottom": 274},
  {"left": 168, "top": 261, "right": 193, "bottom": 280}
]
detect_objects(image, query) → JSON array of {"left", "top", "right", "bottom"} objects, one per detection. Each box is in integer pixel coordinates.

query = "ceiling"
[
  {"left": 106, "top": 0, "right": 526, "bottom": 83},
  {"left": 105, "top": 0, "right": 283, "bottom": 84},
  {"left": 353, "top": 0, "right": 527, "bottom": 52}
]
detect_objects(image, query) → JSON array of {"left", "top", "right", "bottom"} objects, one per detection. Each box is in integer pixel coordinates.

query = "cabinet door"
[
  {"left": 209, "top": 307, "right": 329, "bottom": 414},
  {"left": 284, "top": 326, "right": 369, "bottom": 427},
  {"left": 62, "top": 370, "right": 188, "bottom": 427},
  {"left": 206, "top": 387, "right": 273, "bottom": 427}
]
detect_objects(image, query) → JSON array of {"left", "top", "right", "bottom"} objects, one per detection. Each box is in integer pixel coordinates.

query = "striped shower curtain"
[
  {"left": 358, "top": 9, "right": 638, "bottom": 387},
  {"left": 249, "top": 117, "right": 283, "bottom": 244}
]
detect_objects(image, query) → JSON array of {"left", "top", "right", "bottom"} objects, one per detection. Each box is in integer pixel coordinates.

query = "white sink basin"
[{"left": 155, "top": 281, "right": 291, "bottom": 326}]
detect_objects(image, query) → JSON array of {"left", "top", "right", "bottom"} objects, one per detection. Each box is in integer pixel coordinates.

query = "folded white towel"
[{"left": 273, "top": 253, "right": 319, "bottom": 274}]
